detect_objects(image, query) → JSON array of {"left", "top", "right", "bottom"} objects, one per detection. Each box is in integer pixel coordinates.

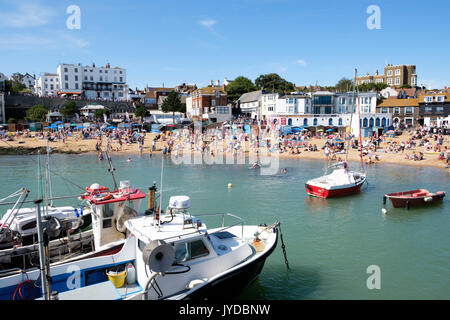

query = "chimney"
[{"left": 210, "top": 80, "right": 213, "bottom": 86}]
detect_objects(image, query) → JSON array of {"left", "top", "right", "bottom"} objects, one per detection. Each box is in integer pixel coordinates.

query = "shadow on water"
[
  {"left": 381, "top": 201, "right": 446, "bottom": 221},
  {"left": 238, "top": 265, "right": 321, "bottom": 300}
]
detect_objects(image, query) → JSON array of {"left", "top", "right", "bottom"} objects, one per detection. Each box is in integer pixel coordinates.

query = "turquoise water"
[{"left": 0, "top": 154, "right": 449, "bottom": 299}]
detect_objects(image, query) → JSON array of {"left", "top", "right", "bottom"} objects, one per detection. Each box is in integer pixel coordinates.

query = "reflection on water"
[{"left": 0, "top": 154, "right": 449, "bottom": 299}]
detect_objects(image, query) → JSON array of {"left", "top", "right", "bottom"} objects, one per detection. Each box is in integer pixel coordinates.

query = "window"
[
  {"left": 381, "top": 118, "right": 386, "bottom": 127},
  {"left": 303, "top": 118, "right": 308, "bottom": 126},
  {"left": 395, "top": 69, "right": 400, "bottom": 75},
  {"left": 215, "top": 91, "right": 220, "bottom": 98},
  {"left": 64, "top": 75, "right": 68, "bottom": 81},
  {"left": 65, "top": 83, "right": 68, "bottom": 89},
  {"left": 75, "top": 83, "right": 79, "bottom": 89},
  {"left": 75, "top": 75, "right": 78, "bottom": 81},
  {"left": 338, "top": 118, "right": 343, "bottom": 126},
  {"left": 395, "top": 77, "right": 400, "bottom": 85},
  {"left": 387, "top": 78, "right": 393, "bottom": 85},
  {"left": 119, "top": 77, "right": 123, "bottom": 82},
  {"left": 90, "top": 76, "right": 93, "bottom": 81},
  {"left": 424, "top": 107, "right": 432, "bottom": 113},
  {"left": 211, "top": 99, "right": 216, "bottom": 106},
  {"left": 424, "top": 96, "right": 433, "bottom": 103},
  {"left": 313, "top": 118, "right": 318, "bottom": 126},
  {"left": 99, "top": 70, "right": 102, "bottom": 73},
  {"left": 405, "top": 107, "right": 413, "bottom": 114},
  {"left": 50, "top": 84, "right": 54, "bottom": 90},
  {"left": 75, "top": 68, "right": 78, "bottom": 73},
  {"left": 64, "top": 67, "right": 68, "bottom": 72},
  {"left": 436, "top": 106, "right": 444, "bottom": 112},
  {"left": 369, "top": 118, "right": 374, "bottom": 127},
  {"left": 174, "top": 239, "right": 209, "bottom": 263},
  {"left": 100, "top": 76, "right": 103, "bottom": 81},
  {"left": 387, "top": 70, "right": 393, "bottom": 76},
  {"left": 363, "top": 118, "right": 368, "bottom": 127},
  {"left": 84, "top": 76, "right": 88, "bottom": 81},
  {"left": 375, "top": 118, "right": 380, "bottom": 126},
  {"left": 328, "top": 118, "right": 333, "bottom": 126},
  {"left": 436, "top": 96, "right": 445, "bottom": 102}
]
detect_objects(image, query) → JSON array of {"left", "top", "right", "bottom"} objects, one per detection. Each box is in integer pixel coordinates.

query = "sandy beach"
[{"left": 1, "top": 131, "right": 448, "bottom": 170}]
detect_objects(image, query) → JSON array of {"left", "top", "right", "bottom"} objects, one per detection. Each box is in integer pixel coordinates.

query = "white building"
[
  {"left": 335, "top": 92, "right": 378, "bottom": 114},
  {"left": 35, "top": 73, "right": 60, "bottom": 97},
  {"left": 35, "top": 63, "right": 128, "bottom": 101},
  {"left": 58, "top": 63, "right": 128, "bottom": 101},
  {"left": 238, "top": 90, "right": 263, "bottom": 120},
  {"left": 21, "top": 73, "right": 36, "bottom": 90}
]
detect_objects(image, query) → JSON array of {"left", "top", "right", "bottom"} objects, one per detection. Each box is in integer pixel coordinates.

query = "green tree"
[
  {"left": 375, "top": 82, "right": 388, "bottom": 91},
  {"left": 399, "top": 84, "right": 412, "bottom": 89},
  {"left": 25, "top": 105, "right": 48, "bottom": 122},
  {"left": 135, "top": 105, "right": 150, "bottom": 120},
  {"left": 94, "top": 108, "right": 111, "bottom": 120},
  {"left": 5, "top": 80, "right": 27, "bottom": 94},
  {"left": 225, "top": 76, "right": 257, "bottom": 102},
  {"left": 335, "top": 78, "right": 353, "bottom": 92},
  {"left": 254, "top": 73, "right": 295, "bottom": 93},
  {"left": 161, "top": 91, "right": 183, "bottom": 124},
  {"left": 7, "top": 118, "right": 16, "bottom": 124},
  {"left": 61, "top": 101, "right": 79, "bottom": 120}
]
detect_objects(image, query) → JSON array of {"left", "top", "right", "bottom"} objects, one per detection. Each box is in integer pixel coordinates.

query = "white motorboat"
[{"left": 0, "top": 194, "right": 281, "bottom": 300}]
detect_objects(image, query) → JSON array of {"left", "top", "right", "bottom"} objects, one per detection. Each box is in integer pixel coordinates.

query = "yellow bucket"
[{"left": 106, "top": 270, "right": 127, "bottom": 288}]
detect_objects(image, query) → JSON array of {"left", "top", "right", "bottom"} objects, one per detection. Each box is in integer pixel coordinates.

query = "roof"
[
  {"left": 196, "top": 87, "right": 226, "bottom": 95},
  {"left": 417, "top": 92, "right": 450, "bottom": 103},
  {"left": 158, "top": 95, "right": 187, "bottom": 105},
  {"left": 237, "top": 90, "right": 263, "bottom": 103},
  {"left": 377, "top": 98, "right": 419, "bottom": 107}
]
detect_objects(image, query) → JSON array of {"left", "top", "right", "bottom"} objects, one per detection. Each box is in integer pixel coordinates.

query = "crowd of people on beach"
[{"left": 1, "top": 118, "right": 449, "bottom": 168}]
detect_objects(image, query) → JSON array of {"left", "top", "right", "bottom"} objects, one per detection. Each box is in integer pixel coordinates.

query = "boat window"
[
  {"left": 103, "top": 219, "right": 112, "bottom": 229},
  {"left": 103, "top": 203, "right": 114, "bottom": 218},
  {"left": 21, "top": 220, "right": 37, "bottom": 231},
  {"left": 174, "top": 239, "right": 209, "bottom": 263},
  {"left": 138, "top": 239, "right": 146, "bottom": 252}
]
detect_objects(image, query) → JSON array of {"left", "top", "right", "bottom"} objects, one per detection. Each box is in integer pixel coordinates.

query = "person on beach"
[{"left": 127, "top": 157, "right": 132, "bottom": 162}]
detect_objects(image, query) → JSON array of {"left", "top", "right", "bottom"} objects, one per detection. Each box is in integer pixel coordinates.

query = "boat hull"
[
  {"left": 385, "top": 190, "right": 445, "bottom": 208},
  {"left": 181, "top": 230, "right": 279, "bottom": 300},
  {"left": 305, "top": 179, "right": 365, "bottom": 198}
]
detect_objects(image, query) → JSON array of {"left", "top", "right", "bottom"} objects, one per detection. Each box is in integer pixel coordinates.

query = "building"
[
  {"left": 0, "top": 73, "right": 8, "bottom": 92},
  {"left": 356, "top": 64, "right": 417, "bottom": 88},
  {"left": 312, "top": 91, "right": 336, "bottom": 114},
  {"left": 190, "top": 86, "right": 231, "bottom": 123},
  {"left": 34, "top": 63, "right": 128, "bottom": 100},
  {"left": 376, "top": 98, "right": 420, "bottom": 128},
  {"left": 35, "top": 73, "right": 60, "bottom": 97},
  {"left": 142, "top": 87, "right": 174, "bottom": 109},
  {"left": 238, "top": 90, "right": 264, "bottom": 120},
  {"left": 21, "top": 73, "right": 35, "bottom": 90},
  {"left": 58, "top": 63, "right": 128, "bottom": 100},
  {"left": 418, "top": 90, "right": 450, "bottom": 127},
  {"left": 335, "top": 92, "right": 378, "bottom": 114},
  {"left": 0, "top": 93, "right": 5, "bottom": 123}
]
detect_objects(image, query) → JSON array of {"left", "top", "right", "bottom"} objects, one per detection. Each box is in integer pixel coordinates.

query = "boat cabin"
[{"left": 82, "top": 181, "right": 146, "bottom": 250}]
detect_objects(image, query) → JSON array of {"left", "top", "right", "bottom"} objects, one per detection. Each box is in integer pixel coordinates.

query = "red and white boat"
[
  {"left": 384, "top": 189, "right": 445, "bottom": 209},
  {"left": 305, "top": 161, "right": 366, "bottom": 198}
]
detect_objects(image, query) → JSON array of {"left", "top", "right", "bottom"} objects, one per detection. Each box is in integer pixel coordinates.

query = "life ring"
[{"left": 93, "top": 192, "right": 113, "bottom": 201}]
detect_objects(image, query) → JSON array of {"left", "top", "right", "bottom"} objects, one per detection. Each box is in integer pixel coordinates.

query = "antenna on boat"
[
  {"left": 355, "top": 68, "right": 365, "bottom": 173},
  {"left": 157, "top": 155, "right": 164, "bottom": 231},
  {"left": 105, "top": 150, "right": 119, "bottom": 191}
]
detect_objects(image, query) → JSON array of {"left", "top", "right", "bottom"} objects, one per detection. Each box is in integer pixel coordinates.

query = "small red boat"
[{"left": 384, "top": 189, "right": 445, "bottom": 209}]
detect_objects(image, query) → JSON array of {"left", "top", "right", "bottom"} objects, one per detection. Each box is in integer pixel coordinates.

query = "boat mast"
[
  {"left": 355, "top": 68, "right": 364, "bottom": 171},
  {"left": 105, "top": 150, "right": 119, "bottom": 191}
]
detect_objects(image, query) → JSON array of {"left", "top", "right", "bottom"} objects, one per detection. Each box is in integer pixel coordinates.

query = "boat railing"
[
  {"left": 195, "top": 212, "right": 245, "bottom": 240},
  {"left": 158, "top": 213, "right": 245, "bottom": 242}
]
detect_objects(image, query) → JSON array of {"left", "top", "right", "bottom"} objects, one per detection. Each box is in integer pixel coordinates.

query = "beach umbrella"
[
  {"left": 70, "top": 123, "right": 77, "bottom": 127},
  {"left": 75, "top": 126, "right": 84, "bottom": 129},
  {"left": 326, "top": 128, "right": 335, "bottom": 132},
  {"left": 333, "top": 139, "right": 345, "bottom": 143},
  {"left": 107, "top": 125, "right": 116, "bottom": 129},
  {"left": 54, "top": 121, "right": 63, "bottom": 124}
]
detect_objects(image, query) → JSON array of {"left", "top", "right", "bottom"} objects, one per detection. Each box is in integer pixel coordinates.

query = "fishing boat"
[
  {"left": 305, "top": 161, "right": 366, "bottom": 198},
  {"left": 383, "top": 189, "right": 446, "bottom": 209},
  {"left": 0, "top": 192, "right": 282, "bottom": 300}
]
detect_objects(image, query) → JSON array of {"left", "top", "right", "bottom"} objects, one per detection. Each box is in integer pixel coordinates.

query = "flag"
[
  {"left": 126, "top": 111, "right": 130, "bottom": 122},
  {"left": 103, "top": 113, "right": 107, "bottom": 123},
  {"left": 75, "top": 113, "right": 80, "bottom": 122}
]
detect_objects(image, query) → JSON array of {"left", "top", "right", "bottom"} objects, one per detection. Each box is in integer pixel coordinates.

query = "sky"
[{"left": 0, "top": 0, "right": 449, "bottom": 90}]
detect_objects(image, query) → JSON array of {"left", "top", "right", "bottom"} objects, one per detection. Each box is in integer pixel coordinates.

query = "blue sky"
[{"left": 1, "top": 0, "right": 449, "bottom": 90}]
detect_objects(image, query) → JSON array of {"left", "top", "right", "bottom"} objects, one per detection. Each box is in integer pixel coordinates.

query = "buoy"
[
  {"left": 381, "top": 208, "right": 387, "bottom": 214},
  {"left": 228, "top": 183, "right": 232, "bottom": 188}
]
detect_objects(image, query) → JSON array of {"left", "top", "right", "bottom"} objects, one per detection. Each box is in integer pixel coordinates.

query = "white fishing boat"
[{"left": 0, "top": 191, "right": 282, "bottom": 300}]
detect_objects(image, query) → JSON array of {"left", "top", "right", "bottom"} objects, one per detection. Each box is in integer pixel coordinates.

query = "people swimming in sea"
[
  {"left": 282, "top": 168, "right": 287, "bottom": 174},
  {"left": 251, "top": 162, "right": 260, "bottom": 169},
  {"left": 98, "top": 152, "right": 104, "bottom": 161},
  {"left": 127, "top": 157, "right": 132, "bottom": 162}
]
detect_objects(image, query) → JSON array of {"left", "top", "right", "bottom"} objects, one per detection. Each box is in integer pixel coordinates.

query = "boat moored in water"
[
  {"left": 305, "top": 161, "right": 366, "bottom": 198},
  {"left": 384, "top": 189, "right": 446, "bottom": 209}
]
